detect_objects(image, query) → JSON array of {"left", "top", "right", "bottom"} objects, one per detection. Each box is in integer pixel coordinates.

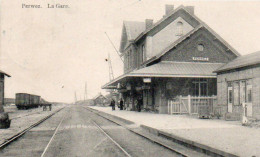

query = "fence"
[{"left": 167, "top": 95, "right": 217, "bottom": 115}]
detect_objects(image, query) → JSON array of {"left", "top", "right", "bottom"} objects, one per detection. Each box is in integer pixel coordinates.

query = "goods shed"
[{"left": 215, "top": 51, "right": 260, "bottom": 120}]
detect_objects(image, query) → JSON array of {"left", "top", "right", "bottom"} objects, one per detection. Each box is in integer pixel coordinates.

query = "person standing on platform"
[
  {"left": 137, "top": 96, "right": 142, "bottom": 112},
  {"left": 110, "top": 99, "right": 115, "bottom": 111},
  {"left": 119, "top": 98, "right": 124, "bottom": 110}
]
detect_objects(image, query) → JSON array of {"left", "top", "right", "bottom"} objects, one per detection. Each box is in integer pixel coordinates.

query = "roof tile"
[
  {"left": 124, "top": 21, "right": 145, "bottom": 40},
  {"left": 131, "top": 61, "right": 224, "bottom": 77},
  {"left": 215, "top": 51, "right": 260, "bottom": 72}
]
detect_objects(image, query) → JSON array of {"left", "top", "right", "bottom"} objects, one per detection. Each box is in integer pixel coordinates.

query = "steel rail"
[
  {"left": 82, "top": 106, "right": 191, "bottom": 157},
  {"left": 0, "top": 107, "right": 65, "bottom": 149},
  {"left": 90, "top": 118, "right": 132, "bottom": 157},
  {"left": 41, "top": 110, "right": 67, "bottom": 157},
  {"left": 41, "top": 106, "right": 131, "bottom": 157}
]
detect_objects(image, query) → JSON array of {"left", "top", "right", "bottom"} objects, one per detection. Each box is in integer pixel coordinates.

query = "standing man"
[
  {"left": 110, "top": 99, "right": 115, "bottom": 111},
  {"left": 119, "top": 98, "right": 123, "bottom": 110},
  {"left": 49, "top": 104, "right": 52, "bottom": 111},
  {"left": 137, "top": 96, "right": 142, "bottom": 112}
]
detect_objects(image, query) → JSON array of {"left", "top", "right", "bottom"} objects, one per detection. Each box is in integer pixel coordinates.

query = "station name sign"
[
  {"left": 192, "top": 57, "right": 209, "bottom": 61},
  {"left": 143, "top": 78, "right": 151, "bottom": 83}
]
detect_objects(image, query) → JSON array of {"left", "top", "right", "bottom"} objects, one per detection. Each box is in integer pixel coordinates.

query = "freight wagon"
[{"left": 15, "top": 93, "right": 41, "bottom": 110}]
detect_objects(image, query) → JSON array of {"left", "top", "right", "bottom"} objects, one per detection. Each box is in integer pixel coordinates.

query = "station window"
[
  {"left": 141, "top": 44, "right": 145, "bottom": 62},
  {"left": 227, "top": 82, "right": 233, "bottom": 104},
  {"left": 247, "top": 87, "right": 252, "bottom": 103},
  {"left": 228, "top": 80, "right": 253, "bottom": 106},
  {"left": 192, "top": 78, "right": 208, "bottom": 97},
  {"left": 176, "top": 21, "right": 183, "bottom": 36},
  {"left": 129, "top": 49, "right": 132, "bottom": 68},
  {"left": 127, "top": 51, "right": 131, "bottom": 70},
  {"left": 228, "top": 89, "right": 233, "bottom": 104}
]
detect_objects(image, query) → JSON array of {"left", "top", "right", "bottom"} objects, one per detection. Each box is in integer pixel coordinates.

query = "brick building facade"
[{"left": 103, "top": 5, "right": 240, "bottom": 114}]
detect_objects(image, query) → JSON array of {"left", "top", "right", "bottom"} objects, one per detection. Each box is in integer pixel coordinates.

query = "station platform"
[{"left": 89, "top": 106, "right": 260, "bottom": 157}]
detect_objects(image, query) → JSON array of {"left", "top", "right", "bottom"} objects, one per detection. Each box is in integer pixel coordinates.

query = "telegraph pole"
[
  {"left": 74, "top": 91, "right": 77, "bottom": 104},
  {"left": 104, "top": 32, "right": 123, "bottom": 62},
  {"left": 107, "top": 53, "right": 114, "bottom": 81},
  {"left": 84, "top": 82, "right": 87, "bottom": 101}
]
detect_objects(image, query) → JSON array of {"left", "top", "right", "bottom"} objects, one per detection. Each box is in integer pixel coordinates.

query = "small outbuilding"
[
  {"left": 0, "top": 70, "right": 11, "bottom": 128},
  {"left": 93, "top": 93, "right": 109, "bottom": 106},
  {"left": 215, "top": 51, "right": 260, "bottom": 120}
]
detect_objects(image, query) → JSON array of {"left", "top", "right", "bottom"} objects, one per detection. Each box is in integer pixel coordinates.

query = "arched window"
[{"left": 176, "top": 21, "right": 183, "bottom": 36}]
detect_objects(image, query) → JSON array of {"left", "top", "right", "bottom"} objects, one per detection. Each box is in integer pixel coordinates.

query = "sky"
[{"left": 0, "top": 0, "right": 260, "bottom": 103}]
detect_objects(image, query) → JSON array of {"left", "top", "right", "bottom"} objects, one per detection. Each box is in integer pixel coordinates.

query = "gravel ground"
[
  {"left": 0, "top": 107, "right": 67, "bottom": 157},
  {"left": 90, "top": 106, "right": 260, "bottom": 157},
  {"left": 0, "top": 104, "right": 65, "bottom": 144},
  {"left": 4, "top": 105, "right": 42, "bottom": 120}
]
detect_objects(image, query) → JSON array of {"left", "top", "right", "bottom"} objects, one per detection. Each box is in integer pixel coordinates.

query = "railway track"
[
  {"left": 41, "top": 110, "right": 67, "bottom": 157},
  {"left": 83, "top": 106, "right": 210, "bottom": 157},
  {"left": 1, "top": 106, "right": 209, "bottom": 156},
  {"left": 39, "top": 107, "right": 132, "bottom": 157},
  {"left": 0, "top": 107, "right": 65, "bottom": 149},
  {"left": 90, "top": 117, "right": 132, "bottom": 157},
  {"left": 39, "top": 106, "right": 186, "bottom": 157}
]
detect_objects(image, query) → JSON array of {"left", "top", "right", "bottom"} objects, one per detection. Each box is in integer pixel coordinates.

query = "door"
[
  {"left": 246, "top": 84, "right": 253, "bottom": 117},
  {"left": 233, "top": 82, "right": 239, "bottom": 106},
  {"left": 240, "top": 81, "right": 246, "bottom": 105},
  {"left": 227, "top": 87, "right": 233, "bottom": 112}
]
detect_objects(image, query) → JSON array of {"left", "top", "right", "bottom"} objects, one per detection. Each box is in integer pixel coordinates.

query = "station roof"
[
  {"left": 124, "top": 21, "right": 145, "bottom": 41},
  {"left": 215, "top": 51, "right": 260, "bottom": 73},
  {"left": 131, "top": 61, "right": 223, "bottom": 77},
  {"left": 93, "top": 93, "right": 108, "bottom": 100},
  {"left": 119, "top": 21, "right": 146, "bottom": 52},
  {"left": 102, "top": 61, "right": 223, "bottom": 89},
  {"left": 0, "top": 70, "right": 11, "bottom": 77}
]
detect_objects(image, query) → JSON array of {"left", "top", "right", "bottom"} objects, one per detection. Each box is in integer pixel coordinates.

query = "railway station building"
[
  {"left": 102, "top": 5, "right": 240, "bottom": 114},
  {"left": 215, "top": 51, "right": 260, "bottom": 120}
]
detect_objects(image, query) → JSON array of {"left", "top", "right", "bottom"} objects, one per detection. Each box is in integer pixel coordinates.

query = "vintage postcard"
[{"left": 0, "top": 0, "right": 259, "bottom": 156}]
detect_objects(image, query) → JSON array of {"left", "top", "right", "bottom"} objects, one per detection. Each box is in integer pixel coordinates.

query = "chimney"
[
  {"left": 165, "top": 5, "right": 174, "bottom": 16},
  {"left": 185, "top": 6, "right": 194, "bottom": 15},
  {"left": 145, "top": 19, "right": 153, "bottom": 29}
]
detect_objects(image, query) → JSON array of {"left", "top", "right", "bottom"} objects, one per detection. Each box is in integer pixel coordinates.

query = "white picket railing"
[{"left": 168, "top": 95, "right": 217, "bottom": 115}]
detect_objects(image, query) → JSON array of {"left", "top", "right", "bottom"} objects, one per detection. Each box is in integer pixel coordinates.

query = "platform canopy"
[
  {"left": 0, "top": 70, "right": 11, "bottom": 77},
  {"left": 102, "top": 61, "right": 224, "bottom": 89}
]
